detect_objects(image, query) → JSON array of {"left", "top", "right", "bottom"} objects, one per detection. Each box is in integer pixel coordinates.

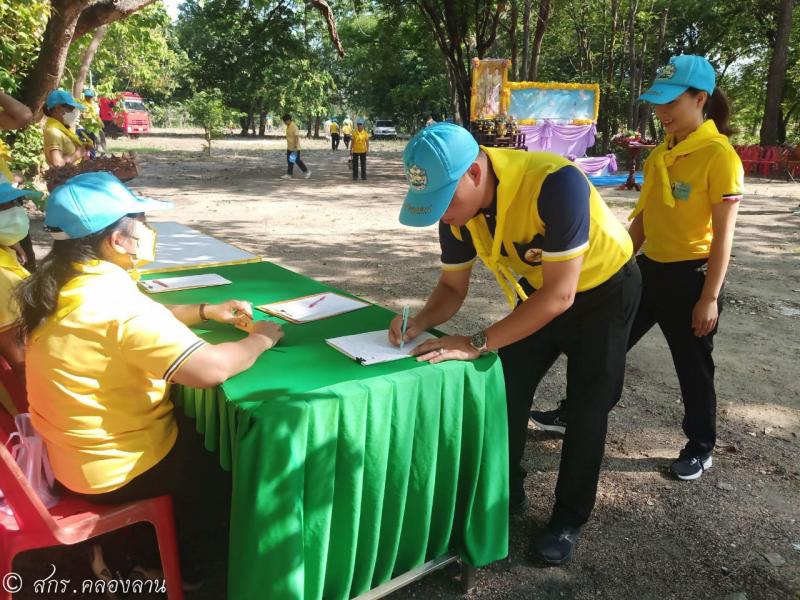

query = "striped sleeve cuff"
[
  {"left": 722, "top": 193, "right": 743, "bottom": 202},
  {"left": 541, "top": 241, "right": 589, "bottom": 262},
  {"left": 441, "top": 258, "right": 477, "bottom": 271},
  {"left": 163, "top": 340, "right": 206, "bottom": 382}
]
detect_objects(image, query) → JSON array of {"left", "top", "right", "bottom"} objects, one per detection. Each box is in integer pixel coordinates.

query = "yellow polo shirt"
[
  {"left": 351, "top": 129, "right": 369, "bottom": 153},
  {"left": 342, "top": 124, "right": 352, "bottom": 136},
  {"left": 0, "top": 246, "right": 29, "bottom": 332},
  {"left": 27, "top": 260, "right": 205, "bottom": 494},
  {"left": 286, "top": 121, "right": 301, "bottom": 151},
  {"left": 329, "top": 122, "right": 340, "bottom": 134},
  {"left": 638, "top": 121, "right": 744, "bottom": 262},
  {"left": 43, "top": 122, "right": 79, "bottom": 162}
]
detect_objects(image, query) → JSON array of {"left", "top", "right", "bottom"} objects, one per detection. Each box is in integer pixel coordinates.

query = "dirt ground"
[{"left": 19, "top": 130, "right": 800, "bottom": 599}]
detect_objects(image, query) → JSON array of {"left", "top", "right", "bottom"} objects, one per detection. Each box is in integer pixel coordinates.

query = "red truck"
[{"left": 98, "top": 92, "right": 151, "bottom": 138}]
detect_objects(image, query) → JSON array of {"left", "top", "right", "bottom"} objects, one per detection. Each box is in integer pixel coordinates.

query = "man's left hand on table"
[
  {"left": 206, "top": 300, "right": 254, "bottom": 328},
  {"left": 413, "top": 335, "right": 480, "bottom": 364}
]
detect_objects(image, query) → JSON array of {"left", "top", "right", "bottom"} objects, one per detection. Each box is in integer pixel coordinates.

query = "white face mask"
[
  {"left": 126, "top": 221, "right": 157, "bottom": 267},
  {"left": 0, "top": 205, "right": 30, "bottom": 247},
  {"left": 61, "top": 108, "right": 79, "bottom": 127}
]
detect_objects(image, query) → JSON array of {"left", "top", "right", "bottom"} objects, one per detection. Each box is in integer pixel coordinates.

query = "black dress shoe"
[{"left": 532, "top": 524, "right": 581, "bottom": 565}]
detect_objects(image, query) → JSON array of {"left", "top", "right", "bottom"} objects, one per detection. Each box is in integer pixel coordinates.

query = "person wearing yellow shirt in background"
[
  {"left": 16, "top": 171, "right": 284, "bottom": 581},
  {"left": 389, "top": 123, "right": 641, "bottom": 565},
  {"left": 42, "top": 89, "right": 92, "bottom": 168},
  {"left": 329, "top": 118, "right": 341, "bottom": 150},
  {"left": 350, "top": 118, "right": 369, "bottom": 180},
  {"left": 533, "top": 56, "right": 743, "bottom": 483},
  {"left": 0, "top": 181, "right": 38, "bottom": 414},
  {"left": 342, "top": 121, "right": 353, "bottom": 149},
  {"left": 281, "top": 113, "right": 310, "bottom": 179},
  {"left": 77, "top": 87, "right": 105, "bottom": 156}
]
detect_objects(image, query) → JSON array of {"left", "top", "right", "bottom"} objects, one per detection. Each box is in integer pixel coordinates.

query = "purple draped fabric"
[
  {"left": 574, "top": 154, "right": 617, "bottom": 176},
  {"left": 519, "top": 121, "right": 597, "bottom": 157}
]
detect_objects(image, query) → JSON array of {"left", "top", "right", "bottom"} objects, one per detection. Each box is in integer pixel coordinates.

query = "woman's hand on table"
[
  {"left": 250, "top": 320, "right": 284, "bottom": 349},
  {"left": 206, "top": 300, "right": 254, "bottom": 327},
  {"left": 412, "top": 335, "right": 480, "bottom": 364},
  {"left": 388, "top": 314, "right": 425, "bottom": 346}
]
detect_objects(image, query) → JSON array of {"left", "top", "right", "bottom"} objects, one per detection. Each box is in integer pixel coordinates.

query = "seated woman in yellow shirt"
[
  {"left": 42, "top": 89, "right": 92, "bottom": 168},
  {"left": 0, "top": 181, "right": 37, "bottom": 413},
  {"left": 16, "top": 171, "right": 284, "bottom": 581}
]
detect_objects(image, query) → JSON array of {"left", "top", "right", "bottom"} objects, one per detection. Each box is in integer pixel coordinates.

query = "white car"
[{"left": 372, "top": 120, "right": 397, "bottom": 140}]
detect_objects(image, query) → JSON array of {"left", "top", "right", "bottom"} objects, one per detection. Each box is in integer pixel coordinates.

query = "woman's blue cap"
[
  {"left": 45, "top": 172, "right": 172, "bottom": 239},
  {"left": 639, "top": 55, "right": 716, "bottom": 104},
  {"left": 45, "top": 89, "right": 84, "bottom": 111},
  {"left": 399, "top": 123, "right": 478, "bottom": 227},
  {"left": 0, "top": 180, "right": 37, "bottom": 205}
]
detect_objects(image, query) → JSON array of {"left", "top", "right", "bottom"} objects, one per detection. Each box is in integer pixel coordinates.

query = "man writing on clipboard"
[{"left": 388, "top": 123, "right": 641, "bottom": 565}]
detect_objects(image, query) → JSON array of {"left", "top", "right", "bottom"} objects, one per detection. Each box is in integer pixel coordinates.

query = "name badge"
[{"left": 672, "top": 181, "right": 691, "bottom": 201}]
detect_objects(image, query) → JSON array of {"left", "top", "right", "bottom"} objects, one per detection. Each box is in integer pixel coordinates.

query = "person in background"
[
  {"left": 78, "top": 88, "right": 105, "bottom": 156},
  {"left": 342, "top": 120, "right": 352, "bottom": 150},
  {"left": 330, "top": 118, "right": 341, "bottom": 151},
  {"left": 0, "top": 91, "right": 37, "bottom": 272},
  {"left": 350, "top": 118, "right": 369, "bottom": 181},
  {"left": 43, "top": 89, "right": 92, "bottom": 168},
  {"left": 0, "top": 181, "right": 37, "bottom": 412},
  {"left": 281, "top": 113, "right": 310, "bottom": 179},
  {"left": 426, "top": 115, "right": 437, "bottom": 127},
  {"left": 17, "top": 171, "right": 284, "bottom": 583}
]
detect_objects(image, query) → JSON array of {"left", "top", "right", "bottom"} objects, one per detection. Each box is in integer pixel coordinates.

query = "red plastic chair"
[
  {"left": 0, "top": 441, "right": 185, "bottom": 599},
  {"left": 758, "top": 146, "right": 782, "bottom": 176}
]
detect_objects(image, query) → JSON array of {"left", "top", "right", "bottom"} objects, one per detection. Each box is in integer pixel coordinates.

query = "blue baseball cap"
[
  {"left": 45, "top": 89, "right": 84, "bottom": 111},
  {"left": 45, "top": 172, "right": 172, "bottom": 239},
  {"left": 399, "top": 122, "right": 479, "bottom": 227},
  {"left": 0, "top": 181, "right": 38, "bottom": 206},
  {"left": 639, "top": 55, "right": 716, "bottom": 104},
  {"left": 355, "top": 117, "right": 365, "bottom": 125},
  {"left": 82, "top": 88, "right": 96, "bottom": 98}
]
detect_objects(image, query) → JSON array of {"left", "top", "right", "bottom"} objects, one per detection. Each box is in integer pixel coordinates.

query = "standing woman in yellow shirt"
[
  {"left": 350, "top": 118, "right": 369, "bottom": 180},
  {"left": 42, "top": 89, "right": 92, "bottom": 168},
  {"left": 628, "top": 55, "right": 743, "bottom": 480}
]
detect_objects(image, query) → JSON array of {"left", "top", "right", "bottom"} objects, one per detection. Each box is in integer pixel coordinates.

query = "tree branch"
[
  {"left": 308, "top": 0, "right": 345, "bottom": 57},
  {"left": 74, "top": 0, "right": 158, "bottom": 39}
]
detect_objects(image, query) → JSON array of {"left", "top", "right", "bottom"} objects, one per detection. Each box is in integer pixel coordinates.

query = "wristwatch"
[{"left": 469, "top": 330, "right": 490, "bottom": 354}]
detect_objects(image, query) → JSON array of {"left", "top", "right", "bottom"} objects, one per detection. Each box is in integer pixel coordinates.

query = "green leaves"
[
  {"left": 0, "top": 0, "right": 49, "bottom": 93},
  {"left": 184, "top": 88, "right": 242, "bottom": 154}
]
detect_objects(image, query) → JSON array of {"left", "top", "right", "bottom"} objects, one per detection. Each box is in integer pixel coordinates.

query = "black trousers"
[
  {"left": 331, "top": 133, "right": 341, "bottom": 150},
  {"left": 502, "top": 258, "right": 641, "bottom": 527},
  {"left": 352, "top": 152, "right": 366, "bottom": 179},
  {"left": 71, "top": 410, "right": 231, "bottom": 573},
  {"left": 627, "top": 254, "right": 721, "bottom": 456},
  {"left": 343, "top": 134, "right": 351, "bottom": 149},
  {"left": 286, "top": 150, "right": 308, "bottom": 174}
]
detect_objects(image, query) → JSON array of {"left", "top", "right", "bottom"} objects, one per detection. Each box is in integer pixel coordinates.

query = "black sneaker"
[
  {"left": 670, "top": 451, "right": 712, "bottom": 481},
  {"left": 532, "top": 524, "right": 581, "bottom": 565},
  {"left": 530, "top": 402, "right": 566, "bottom": 435}
]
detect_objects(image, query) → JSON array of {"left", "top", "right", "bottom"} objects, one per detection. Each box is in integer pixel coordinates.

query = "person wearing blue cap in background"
[
  {"left": 0, "top": 181, "right": 38, "bottom": 411},
  {"left": 42, "top": 89, "right": 93, "bottom": 168},
  {"left": 15, "top": 172, "right": 284, "bottom": 582},
  {"left": 350, "top": 118, "right": 369, "bottom": 180},
  {"left": 389, "top": 122, "right": 641, "bottom": 565},
  {"left": 533, "top": 55, "right": 743, "bottom": 482},
  {"left": 78, "top": 87, "right": 106, "bottom": 156}
]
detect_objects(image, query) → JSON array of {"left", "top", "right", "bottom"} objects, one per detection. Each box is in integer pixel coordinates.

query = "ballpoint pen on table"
[{"left": 308, "top": 295, "right": 327, "bottom": 309}]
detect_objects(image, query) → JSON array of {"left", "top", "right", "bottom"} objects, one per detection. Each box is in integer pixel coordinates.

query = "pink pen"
[{"left": 307, "top": 295, "right": 326, "bottom": 309}]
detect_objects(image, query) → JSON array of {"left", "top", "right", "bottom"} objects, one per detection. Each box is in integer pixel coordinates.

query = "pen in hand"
[{"left": 400, "top": 305, "right": 410, "bottom": 350}]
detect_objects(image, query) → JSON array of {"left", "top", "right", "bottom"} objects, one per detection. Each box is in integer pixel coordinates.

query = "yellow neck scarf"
[
  {"left": 45, "top": 116, "right": 86, "bottom": 149},
  {"left": 630, "top": 120, "right": 728, "bottom": 219},
  {"left": 0, "top": 246, "right": 29, "bottom": 280}
]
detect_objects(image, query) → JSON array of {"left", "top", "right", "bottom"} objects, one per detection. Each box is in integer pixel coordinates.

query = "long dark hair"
[
  {"left": 687, "top": 87, "right": 735, "bottom": 136},
  {"left": 15, "top": 216, "right": 135, "bottom": 340}
]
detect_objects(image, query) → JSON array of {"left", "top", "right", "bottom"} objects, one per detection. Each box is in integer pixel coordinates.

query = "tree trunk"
[
  {"left": 625, "top": 0, "right": 639, "bottom": 129},
  {"left": 638, "top": 4, "right": 668, "bottom": 135},
  {"left": 759, "top": 0, "right": 793, "bottom": 146},
  {"left": 528, "top": 0, "right": 551, "bottom": 81},
  {"left": 73, "top": 24, "right": 108, "bottom": 97},
  {"left": 21, "top": 0, "right": 91, "bottom": 116},
  {"left": 314, "top": 115, "right": 321, "bottom": 138},
  {"left": 508, "top": 0, "right": 519, "bottom": 80},
  {"left": 74, "top": 0, "right": 157, "bottom": 39},
  {"left": 521, "top": 0, "right": 532, "bottom": 79},
  {"left": 306, "top": 114, "right": 312, "bottom": 137},
  {"left": 259, "top": 109, "right": 266, "bottom": 136}
]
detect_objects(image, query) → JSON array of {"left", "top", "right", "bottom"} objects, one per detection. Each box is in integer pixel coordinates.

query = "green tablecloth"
[{"left": 149, "top": 261, "right": 508, "bottom": 599}]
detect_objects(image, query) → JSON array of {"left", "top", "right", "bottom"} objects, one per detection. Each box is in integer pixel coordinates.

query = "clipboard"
[{"left": 256, "top": 292, "right": 369, "bottom": 323}]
